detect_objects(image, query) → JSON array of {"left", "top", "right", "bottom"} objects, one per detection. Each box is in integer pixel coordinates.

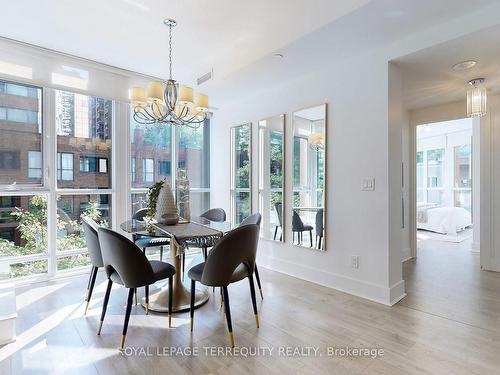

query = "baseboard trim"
[
  {"left": 402, "top": 247, "right": 412, "bottom": 262},
  {"left": 471, "top": 242, "right": 480, "bottom": 253},
  {"left": 258, "top": 255, "right": 404, "bottom": 306}
]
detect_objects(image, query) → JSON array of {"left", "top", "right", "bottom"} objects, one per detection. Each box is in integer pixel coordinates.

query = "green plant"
[{"left": 147, "top": 179, "right": 165, "bottom": 219}]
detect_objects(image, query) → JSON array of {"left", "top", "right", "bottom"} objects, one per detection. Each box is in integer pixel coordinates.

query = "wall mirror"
[
  {"left": 258, "top": 114, "right": 285, "bottom": 242},
  {"left": 230, "top": 123, "right": 252, "bottom": 226},
  {"left": 292, "top": 104, "right": 326, "bottom": 250}
]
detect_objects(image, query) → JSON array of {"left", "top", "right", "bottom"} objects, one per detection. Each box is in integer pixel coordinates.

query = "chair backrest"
[
  {"left": 132, "top": 208, "right": 148, "bottom": 221},
  {"left": 274, "top": 202, "right": 283, "bottom": 226},
  {"left": 82, "top": 217, "right": 104, "bottom": 267},
  {"left": 292, "top": 211, "right": 305, "bottom": 231},
  {"left": 240, "top": 213, "right": 261, "bottom": 227},
  {"left": 315, "top": 209, "right": 324, "bottom": 236},
  {"left": 201, "top": 224, "right": 260, "bottom": 286},
  {"left": 98, "top": 227, "right": 155, "bottom": 288},
  {"left": 200, "top": 208, "right": 226, "bottom": 222}
]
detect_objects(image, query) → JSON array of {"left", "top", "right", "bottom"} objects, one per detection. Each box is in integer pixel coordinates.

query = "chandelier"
[
  {"left": 129, "top": 19, "right": 209, "bottom": 128},
  {"left": 467, "top": 78, "right": 487, "bottom": 118},
  {"left": 308, "top": 132, "right": 325, "bottom": 151}
]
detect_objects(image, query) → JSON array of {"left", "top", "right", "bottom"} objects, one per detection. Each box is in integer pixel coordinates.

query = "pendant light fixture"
[
  {"left": 467, "top": 78, "right": 487, "bottom": 118},
  {"left": 128, "top": 19, "right": 209, "bottom": 128}
]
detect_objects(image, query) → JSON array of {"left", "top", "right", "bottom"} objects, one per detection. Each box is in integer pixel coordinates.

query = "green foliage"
[
  {"left": 2, "top": 195, "right": 106, "bottom": 279},
  {"left": 146, "top": 179, "right": 165, "bottom": 219}
]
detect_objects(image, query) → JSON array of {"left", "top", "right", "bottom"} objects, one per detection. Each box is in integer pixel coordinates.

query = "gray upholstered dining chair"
[
  {"left": 273, "top": 202, "right": 283, "bottom": 241},
  {"left": 292, "top": 211, "right": 314, "bottom": 247},
  {"left": 82, "top": 217, "right": 104, "bottom": 315},
  {"left": 315, "top": 208, "right": 324, "bottom": 249},
  {"left": 240, "top": 213, "right": 264, "bottom": 299},
  {"left": 182, "top": 208, "right": 227, "bottom": 276},
  {"left": 188, "top": 224, "right": 260, "bottom": 348},
  {"left": 97, "top": 227, "right": 176, "bottom": 351},
  {"left": 132, "top": 208, "right": 170, "bottom": 262}
]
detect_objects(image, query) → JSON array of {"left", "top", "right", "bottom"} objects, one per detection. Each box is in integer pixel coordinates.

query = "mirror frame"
[
  {"left": 258, "top": 114, "right": 285, "bottom": 242},
  {"left": 291, "top": 103, "right": 327, "bottom": 251},
  {"left": 230, "top": 122, "right": 252, "bottom": 227}
]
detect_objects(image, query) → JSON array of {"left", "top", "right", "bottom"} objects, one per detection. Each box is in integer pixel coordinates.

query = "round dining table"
[{"left": 120, "top": 217, "right": 231, "bottom": 313}]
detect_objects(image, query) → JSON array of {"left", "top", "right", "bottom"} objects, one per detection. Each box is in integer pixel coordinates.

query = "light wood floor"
[{"left": 1, "top": 244, "right": 500, "bottom": 375}]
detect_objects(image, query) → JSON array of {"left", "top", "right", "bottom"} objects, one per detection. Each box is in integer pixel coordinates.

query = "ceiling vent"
[{"left": 197, "top": 69, "right": 213, "bottom": 86}]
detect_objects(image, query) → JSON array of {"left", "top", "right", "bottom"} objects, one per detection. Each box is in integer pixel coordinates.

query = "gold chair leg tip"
[
  {"left": 145, "top": 303, "right": 149, "bottom": 315},
  {"left": 119, "top": 335, "right": 126, "bottom": 351},
  {"left": 229, "top": 332, "right": 235, "bottom": 348},
  {"left": 97, "top": 321, "right": 103, "bottom": 335},
  {"left": 169, "top": 314, "right": 172, "bottom": 328},
  {"left": 259, "top": 288, "right": 264, "bottom": 300},
  {"left": 255, "top": 314, "right": 260, "bottom": 328},
  {"left": 84, "top": 301, "right": 90, "bottom": 315}
]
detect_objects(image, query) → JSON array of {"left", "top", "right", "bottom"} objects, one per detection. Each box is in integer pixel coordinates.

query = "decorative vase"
[
  {"left": 176, "top": 169, "right": 191, "bottom": 221},
  {"left": 155, "top": 182, "right": 179, "bottom": 225}
]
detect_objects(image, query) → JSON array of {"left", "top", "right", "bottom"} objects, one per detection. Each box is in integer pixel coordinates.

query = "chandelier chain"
[{"left": 168, "top": 23, "right": 173, "bottom": 80}]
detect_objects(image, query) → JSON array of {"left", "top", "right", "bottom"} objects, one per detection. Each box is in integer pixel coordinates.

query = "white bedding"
[{"left": 417, "top": 206, "right": 472, "bottom": 235}]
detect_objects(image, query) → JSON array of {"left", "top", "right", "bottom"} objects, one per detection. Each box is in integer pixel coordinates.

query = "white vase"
[{"left": 155, "top": 183, "right": 179, "bottom": 224}]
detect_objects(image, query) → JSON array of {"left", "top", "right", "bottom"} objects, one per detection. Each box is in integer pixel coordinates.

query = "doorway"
[{"left": 415, "top": 118, "right": 475, "bottom": 254}]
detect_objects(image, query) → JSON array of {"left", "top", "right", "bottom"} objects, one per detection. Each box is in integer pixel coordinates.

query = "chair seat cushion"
[
  {"left": 150, "top": 260, "right": 176, "bottom": 281},
  {"left": 188, "top": 262, "right": 250, "bottom": 285},
  {"left": 108, "top": 260, "right": 175, "bottom": 286},
  {"left": 135, "top": 236, "right": 170, "bottom": 249},
  {"left": 293, "top": 225, "right": 313, "bottom": 232}
]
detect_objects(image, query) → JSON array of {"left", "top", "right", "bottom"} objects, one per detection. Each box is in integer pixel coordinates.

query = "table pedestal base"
[{"left": 142, "top": 281, "right": 209, "bottom": 313}]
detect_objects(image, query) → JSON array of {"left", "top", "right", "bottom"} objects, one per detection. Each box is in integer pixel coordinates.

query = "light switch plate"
[{"left": 362, "top": 178, "right": 375, "bottom": 191}]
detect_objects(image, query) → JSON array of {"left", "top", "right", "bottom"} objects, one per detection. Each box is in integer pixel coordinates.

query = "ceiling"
[
  {"left": 0, "top": 0, "right": 370, "bottom": 85},
  {"left": 395, "top": 23, "right": 500, "bottom": 110}
]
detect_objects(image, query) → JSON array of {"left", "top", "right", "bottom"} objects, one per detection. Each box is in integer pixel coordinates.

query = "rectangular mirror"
[
  {"left": 292, "top": 104, "right": 326, "bottom": 250},
  {"left": 230, "top": 123, "right": 252, "bottom": 226},
  {"left": 258, "top": 114, "right": 285, "bottom": 241}
]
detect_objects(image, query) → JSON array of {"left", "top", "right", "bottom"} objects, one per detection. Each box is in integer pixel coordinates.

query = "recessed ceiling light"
[
  {"left": 274, "top": 53, "right": 284, "bottom": 59},
  {"left": 452, "top": 60, "right": 477, "bottom": 71}
]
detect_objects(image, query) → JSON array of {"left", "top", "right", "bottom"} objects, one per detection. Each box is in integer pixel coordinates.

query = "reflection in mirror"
[
  {"left": 230, "top": 123, "right": 251, "bottom": 226},
  {"left": 258, "top": 114, "right": 284, "bottom": 241},
  {"left": 292, "top": 104, "right": 326, "bottom": 250}
]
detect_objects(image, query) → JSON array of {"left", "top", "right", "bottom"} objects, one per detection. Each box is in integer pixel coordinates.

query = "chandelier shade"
[
  {"left": 128, "top": 19, "right": 209, "bottom": 128},
  {"left": 467, "top": 78, "right": 487, "bottom": 118},
  {"left": 308, "top": 132, "right": 325, "bottom": 150}
]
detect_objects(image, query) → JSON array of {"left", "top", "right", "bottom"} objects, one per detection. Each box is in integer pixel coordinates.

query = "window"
[
  {"left": 57, "top": 152, "right": 73, "bottom": 181},
  {"left": 56, "top": 90, "right": 112, "bottom": 189},
  {"left": 158, "top": 160, "right": 171, "bottom": 176},
  {"left": 454, "top": 144, "right": 472, "bottom": 212},
  {"left": 28, "top": 151, "right": 42, "bottom": 178},
  {"left": 0, "top": 195, "right": 48, "bottom": 280},
  {"left": 0, "top": 80, "right": 42, "bottom": 185},
  {"left": 130, "top": 112, "right": 171, "bottom": 188},
  {"left": 177, "top": 120, "right": 211, "bottom": 216},
  {"left": 143, "top": 158, "right": 154, "bottom": 182},
  {"left": 0, "top": 151, "right": 20, "bottom": 170},
  {"left": 230, "top": 124, "right": 251, "bottom": 226},
  {"left": 79, "top": 156, "right": 108, "bottom": 173},
  {"left": 131, "top": 158, "right": 136, "bottom": 182}
]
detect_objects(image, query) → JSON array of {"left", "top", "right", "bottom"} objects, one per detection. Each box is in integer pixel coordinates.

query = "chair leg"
[
  {"left": 202, "top": 247, "right": 208, "bottom": 260},
  {"left": 220, "top": 287, "right": 224, "bottom": 310},
  {"left": 160, "top": 246, "right": 164, "bottom": 262},
  {"left": 248, "top": 275, "right": 259, "bottom": 328},
  {"left": 133, "top": 288, "right": 138, "bottom": 305},
  {"left": 182, "top": 252, "right": 186, "bottom": 281},
  {"left": 144, "top": 285, "right": 149, "bottom": 315},
  {"left": 190, "top": 279, "right": 195, "bottom": 332},
  {"left": 273, "top": 226, "right": 278, "bottom": 240},
  {"left": 168, "top": 276, "right": 173, "bottom": 328},
  {"left": 254, "top": 265, "right": 263, "bottom": 300},
  {"left": 309, "top": 230, "right": 313, "bottom": 247},
  {"left": 97, "top": 279, "right": 113, "bottom": 335},
  {"left": 85, "top": 266, "right": 98, "bottom": 315},
  {"left": 120, "top": 288, "right": 135, "bottom": 351},
  {"left": 85, "top": 265, "right": 94, "bottom": 300},
  {"left": 319, "top": 236, "right": 323, "bottom": 249},
  {"left": 222, "top": 286, "right": 234, "bottom": 347}
]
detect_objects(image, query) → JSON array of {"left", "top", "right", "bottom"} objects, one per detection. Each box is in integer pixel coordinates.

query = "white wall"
[{"left": 210, "top": 5, "right": 500, "bottom": 305}]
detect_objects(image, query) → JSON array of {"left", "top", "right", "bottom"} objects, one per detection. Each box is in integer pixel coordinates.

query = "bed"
[{"left": 417, "top": 203, "right": 472, "bottom": 235}]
